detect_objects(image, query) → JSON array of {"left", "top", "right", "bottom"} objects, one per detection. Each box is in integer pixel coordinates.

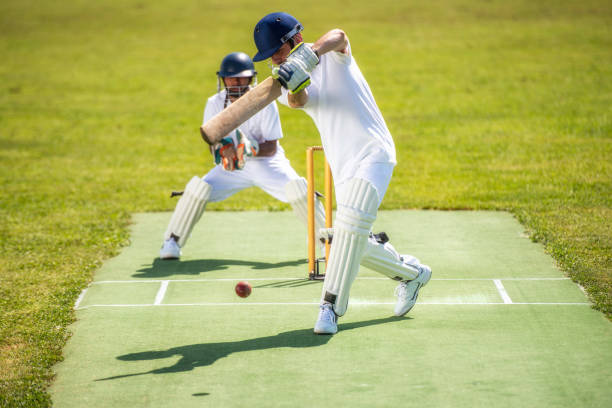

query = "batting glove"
[
  {"left": 288, "top": 42, "right": 319, "bottom": 73},
  {"left": 272, "top": 58, "right": 311, "bottom": 94}
]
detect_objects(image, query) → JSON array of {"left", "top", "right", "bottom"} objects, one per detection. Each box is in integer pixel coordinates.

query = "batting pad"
[
  {"left": 323, "top": 178, "right": 379, "bottom": 316},
  {"left": 361, "top": 237, "right": 419, "bottom": 281},
  {"left": 164, "top": 176, "right": 211, "bottom": 247},
  {"left": 285, "top": 178, "right": 326, "bottom": 236}
]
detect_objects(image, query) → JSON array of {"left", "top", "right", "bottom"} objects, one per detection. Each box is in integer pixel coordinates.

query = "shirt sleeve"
[
  {"left": 203, "top": 95, "right": 238, "bottom": 143},
  {"left": 329, "top": 39, "right": 352, "bottom": 65},
  {"left": 203, "top": 97, "right": 220, "bottom": 126}
]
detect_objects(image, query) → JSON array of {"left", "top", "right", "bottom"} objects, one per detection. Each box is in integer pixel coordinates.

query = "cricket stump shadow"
[
  {"left": 97, "top": 316, "right": 408, "bottom": 381},
  {"left": 133, "top": 257, "right": 307, "bottom": 278}
]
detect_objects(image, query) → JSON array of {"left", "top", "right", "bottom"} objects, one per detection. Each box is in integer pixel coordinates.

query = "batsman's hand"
[
  {"left": 272, "top": 58, "right": 310, "bottom": 94},
  {"left": 213, "top": 136, "right": 239, "bottom": 171},
  {"left": 288, "top": 42, "right": 319, "bottom": 72}
]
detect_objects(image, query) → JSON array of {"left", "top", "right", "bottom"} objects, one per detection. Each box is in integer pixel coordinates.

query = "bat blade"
[{"left": 200, "top": 77, "right": 282, "bottom": 145}]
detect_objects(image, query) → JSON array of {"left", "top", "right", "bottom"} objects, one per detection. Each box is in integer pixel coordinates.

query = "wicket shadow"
[
  {"left": 96, "top": 316, "right": 408, "bottom": 381},
  {"left": 133, "top": 257, "right": 308, "bottom": 279},
  {"left": 253, "top": 279, "right": 319, "bottom": 288}
]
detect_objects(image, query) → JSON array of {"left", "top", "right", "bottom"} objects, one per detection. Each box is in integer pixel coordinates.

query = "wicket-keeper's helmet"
[
  {"left": 217, "top": 52, "right": 257, "bottom": 99},
  {"left": 253, "top": 12, "right": 303, "bottom": 62},
  {"left": 217, "top": 52, "right": 257, "bottom": 78}
]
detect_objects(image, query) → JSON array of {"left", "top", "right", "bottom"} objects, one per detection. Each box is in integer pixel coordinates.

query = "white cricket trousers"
[
  {"left": 203, "top": 150, "right": 301, "bottom": 203},
  {"left": 334, "top": 162, "right": 394, "bottom": 207}
]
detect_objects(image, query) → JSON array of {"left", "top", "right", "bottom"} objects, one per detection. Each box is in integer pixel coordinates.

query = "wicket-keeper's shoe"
[
  {"left": 160, "top": 238, "right": 181, "bottom": 260},
  {"left": 314, "top": 303, "right": 338, "bottom": 334},
  {"left": 394, "top": 263, "right": 432, "bottom": 316}
]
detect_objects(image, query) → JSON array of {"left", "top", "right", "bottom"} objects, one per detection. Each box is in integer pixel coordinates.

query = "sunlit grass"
[{"left": 0, "top": 0, "right": 610, "bottom": 405}]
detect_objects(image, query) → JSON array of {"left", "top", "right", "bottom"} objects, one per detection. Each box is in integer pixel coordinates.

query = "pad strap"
[
  {"left": 361, "top": 235, "right": 419, "bottom": 281},
  {"left": 164, "top": 177, "right": 211, "bottom": 247}
]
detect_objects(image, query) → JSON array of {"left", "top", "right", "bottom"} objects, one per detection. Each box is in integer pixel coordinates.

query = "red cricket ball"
[{"left": 235, "top": 281, "right": 252, "bottom": 298}]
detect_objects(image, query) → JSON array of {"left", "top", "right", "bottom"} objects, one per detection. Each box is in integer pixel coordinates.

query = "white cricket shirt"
[{"left": 278, "top": 42, "right": 396, "bottom": 185}]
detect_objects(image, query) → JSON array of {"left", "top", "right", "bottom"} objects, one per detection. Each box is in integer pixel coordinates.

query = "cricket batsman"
[
  {"left": 252, "top": 12, "right": 432, "bottom": 334},
  {"left": 160, "top": 51, "right": 325, "bottom": 259}
]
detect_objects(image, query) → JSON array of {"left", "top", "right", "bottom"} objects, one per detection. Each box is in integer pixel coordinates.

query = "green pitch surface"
[{"left": 50, "top": 211, "right": 611, "bottom": 407}]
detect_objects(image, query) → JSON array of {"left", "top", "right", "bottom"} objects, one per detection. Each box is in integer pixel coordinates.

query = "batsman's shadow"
[
  {"left": 97, "top": 316, "right": 408, "bottom": 381},
  {"left": 133, "top": 257, "right": 307, "bottom": 278}
]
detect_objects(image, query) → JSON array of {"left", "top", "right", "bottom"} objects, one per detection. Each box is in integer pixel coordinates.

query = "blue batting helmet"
[
  {"left": 217, "top": 52, "right": 257, "bottom": 78},
  {"left": 253, "top": 12, "right": 303, "bottom": 62}
]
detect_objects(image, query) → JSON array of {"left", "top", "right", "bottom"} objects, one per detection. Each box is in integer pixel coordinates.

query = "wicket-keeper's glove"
[
  {"left": 236, "top": 129, "right": 259, "bottom": 157},
  {"left": 213, "top": 136, "right": 239, "bottom": 171}
]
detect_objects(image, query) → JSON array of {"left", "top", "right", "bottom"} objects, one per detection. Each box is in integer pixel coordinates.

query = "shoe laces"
[
  {"left": 319, "top": 304, "right": 336, "bottom": 323},
  {"left": 395, "top": 281, "right": 409, "bottom": 298}
]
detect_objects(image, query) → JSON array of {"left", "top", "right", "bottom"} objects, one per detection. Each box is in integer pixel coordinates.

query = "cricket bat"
[{"left": 200, "top": 77, "right": 282, "bottom": 145}]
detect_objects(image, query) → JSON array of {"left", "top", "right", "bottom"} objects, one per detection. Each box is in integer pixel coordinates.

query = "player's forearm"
[
  {"left": 288, "top": 88, "right": 308, "bottom": 108},
  {"left": 312, "top": 29, "right": 349, "bottom": 56}
]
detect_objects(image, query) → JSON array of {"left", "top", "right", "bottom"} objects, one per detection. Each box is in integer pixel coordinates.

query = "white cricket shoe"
[
  {"left": 160, "top": 238, "right": 181, "bottom": 260},
  {"left": 394, "top": 263, "right": 432, "bottom": 316},
  {"left": 314, "top": 303, "right": 338, "bottom": 334}
]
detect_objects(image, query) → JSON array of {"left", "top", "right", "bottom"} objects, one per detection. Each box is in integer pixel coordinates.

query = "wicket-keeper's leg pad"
[
  {"left": 164, "top": 176, "right": 211, "bottom": 247},
  {"left": 361, "top": 234, "right": 419, "bottom": 281},
  {"left": 323, "top": 178, "right": 379, "bottom": 316},
  {"left": 285, "top": 178, "right": 326, "bottom": 236}
]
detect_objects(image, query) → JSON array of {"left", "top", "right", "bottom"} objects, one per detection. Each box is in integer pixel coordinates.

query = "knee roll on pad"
[
  {"left": 285, "top": 178, "right": 326, "bottom": 235},
  {"left": 164, "top": 176, "right": 211, "bottom": 247},
  {"left": 323, "top": 178, "right": 379, "bottom": 316}
]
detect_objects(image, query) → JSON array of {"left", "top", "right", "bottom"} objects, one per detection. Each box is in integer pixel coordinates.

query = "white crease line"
[
  {"left": 509, "top": 303, "right": 590, "bottom": 305},
  {"left": 154, "top": 281, "right": 169, "bottom": 305},
  {"left": 494, "top": 279, "right": 513, "bottom": 304},
  {"left": 91, "top": 277, "right": 571, "bottom": 284},
  {"left": 93, "top": 278, "right": 308, "bottom": 284},
  {"left": 434, "top": 278, "right": 570, "bottom": 281},
  {"left": 75, "top": 301, "right": 590, "bottom": 310},
  {"left": 74, "top": 288, "right": 88, "bottom": 309}
]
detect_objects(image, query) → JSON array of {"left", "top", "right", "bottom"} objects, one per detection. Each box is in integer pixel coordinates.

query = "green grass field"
[{"left": 0, "top": 0, "right": 610, "bottom": 406}]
